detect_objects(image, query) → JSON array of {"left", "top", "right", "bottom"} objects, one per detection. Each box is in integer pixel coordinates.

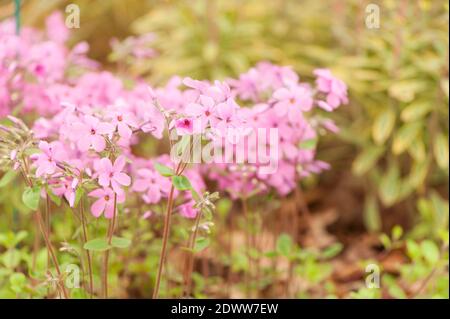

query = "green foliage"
[
  {"left": 154, "top": 162, "right": 174, "bottom": 177},
  {"left": 83, "top": 238, "right": 111, "bottom": 252},
  {"left": 22, "top": 186, "right": 41, "bottom": 210},
  {"left": 172, "top": 175, "right": 192, "bottom": 191}
]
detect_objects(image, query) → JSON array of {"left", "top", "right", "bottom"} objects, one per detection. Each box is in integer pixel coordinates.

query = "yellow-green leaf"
[
  {"left": 352, "top": 146, "right": 384, "bottom": 176},
  {"left": 372, "top": 109, "right": 396, "bottom": 144},
  {"left": 400, "top": 101, "right": 432, "bottom": 122},
  {"left": 392, "top": 122, "right": 422, "bottom": 155},
  {"left": 433, "top": 133, "right": 449, "bottom": 170}
]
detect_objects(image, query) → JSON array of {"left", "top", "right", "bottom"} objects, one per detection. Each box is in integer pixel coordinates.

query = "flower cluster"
[
  {"left": 0, "top": 12, "right": 96, "bottom": 117},
  {"left": 0, "top": 13, "right": 347, "bottom": 221}
]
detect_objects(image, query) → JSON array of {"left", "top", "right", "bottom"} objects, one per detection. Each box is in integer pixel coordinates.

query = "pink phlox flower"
[
  {"left": 71, "top": 115, "right": 115, "bottom": 152},
  {"left": 96, "top": 156, "right": 131, "bottom": 194},
  {"left": 178, "top": 200, "right": 198, "bottom": 219},
  {"left": 132, "top": 168, "right": 171, "bottom": 204},
  {"left": 314, "top": 68, "right": 348, "bottom": 110},
  {"left": 272, "top": 85, "right": 313, "bottom": 120},
  {"left": 88, "top": 187, "right": 125, "bottom": 218},
  {"left": 52, "top": 177, "right": 78, "bottom": 207},
  {"left": 33, "top": 141, "right": 66, "bottom": 177}
]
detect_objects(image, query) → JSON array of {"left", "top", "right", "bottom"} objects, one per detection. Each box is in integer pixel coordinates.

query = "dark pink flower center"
[{"left": 90, "top": 129, "right": 96, "bottom": 135}]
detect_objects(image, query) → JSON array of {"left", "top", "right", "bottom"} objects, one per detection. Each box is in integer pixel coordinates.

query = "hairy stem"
[
  {"left": 80, "top": 197, "right": 94, "bottom": 298},
  {"left": 153, "top": 184, "right": 175, "bottom": 299},
  {"left": 102, "top": 194, "right": 117, "bottom": 298},
  {"left": 183, "top": 209, "right": 202, "bottom": 297},
  {"left": 36, "top": 210, "right": 69, "bottom": 299}
]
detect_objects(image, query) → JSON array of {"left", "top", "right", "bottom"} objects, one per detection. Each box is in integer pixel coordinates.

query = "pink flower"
[
  {"left": 178, "top": 201, "right": 198, "bottom": 219},
  {"left": 314, "top": 69, "right": 348, "bottom": 110},
  {"left": 132, "top": 168, "right": 171, "bottom": 204},
  {"left": 96, "top": 156, "right": 131, "bottom": 194},
  {"left": 72, "top": 115, "right": 115, "bottom": 152},
  {"left": 88, "top": 187, "right": 125, "bottom": 218},
  {"left": 211, "top": 98, "right": 240, "bottom": 133},
  {"left": 185, "top": 94, "right": 216, "bottom": 129},
  {"left": 33, "top": 141, "right": 65, "bottom": 177},
  {"left": 174, "top": 117, "right": 195, "bottom": 136},
  {"left": 52, "top": 177, "right": 78, "bottom": 207},
  {"left": 273, "top": 85, "right": 313, "bottom": 120},
  {"left": 108, "top": 103, "right": 138, "bottom": 139}
]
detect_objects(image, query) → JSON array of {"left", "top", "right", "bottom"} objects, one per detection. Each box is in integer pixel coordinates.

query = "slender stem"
[
  {"left": 102, "top": 194, "right": 117, "bottom": 298},
  {"left": 14, "top": 0, "right": 21, "bottom": 35},
  {"left": 226, "top": 212, "right": 235, "bottom": 297},
  {"left": 153, "top": 184, "right": 175, "bottom": 299},
  {"left": 80, "top": 197, "right": 94, "bottom": 298},
  {"left": 242, "top": 197, "right": 251, "bottom": 297},
  {"left": 36, "top": 210, "right": 69, "bottom": 299},
  {"left": 153, "top": 158, "right": 186, "bottom": 299},
  {"left": 183, "top": 210, "right": 202, "bottom": 297},
  {"left": 45, "top": 195, "right": 51, "bottom": 274}
]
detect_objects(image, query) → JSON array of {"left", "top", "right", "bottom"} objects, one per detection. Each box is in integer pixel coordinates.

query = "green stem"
[
  {"left": 14, "top": 0, "right": 21, "bottom": 35},
  {"left": 102, "top": 194, "right": 117, "bottom": 298}
]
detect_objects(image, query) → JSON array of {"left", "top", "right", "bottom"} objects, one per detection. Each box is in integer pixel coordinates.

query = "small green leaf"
[
  {"left": 74, "top": 187, "right": 84, "bottom": 208},
  {"left": 83, "top": 238, "right": 111, "bottom": 251},
  {"left": 400, "top": 101, "right": 432, "bottom": 122},
  {"left": 46, "top": 188, "right": 61, "bottom": 206},
  {"left": 392, "top": 122, "right": 422, "bottom": 155},
  {"left": 9, "top": 273, "right": 26, "bottom": 293},
  {"left": 299, "top": 138, "right": 317, "bottom": 150},
  {"left": 421, "top": 240, "right": 440, "bottom": 265},
  {"left": 154, "top": 162, "right": 174, "bottom": 177},
  {"left": 363, "top": 195, "right": 381, "bottom": 232},
  {"left": 111, "top": 236, "right": 131, "bottom": 249},
  {"left": 391, "top": 225, "right": 403, "bottom": 241},
  {"left": 0, "top": 171, "right": 17, "bottom": 188},
  {"left": 194, "top": 237, "right": 210, "bottom": 253},
  {"left": 353, "top": 146, "right": 384, "bottom": 176},
  {"left": 322, "top": 243, "right": 343, "bottom": 259},
  {"left": 276, "top": 233, "right": 293, "bottom": 257},
  {"left": 433, "top": 133, "right": 449, "bottom": 170},
  {"left": 406, "top": 240, "right": 421, "bottom": 260},
  {"left": 372, "top": 109, "right": 396, "bottom": 144},
  {"left": 172, "top": 175, "right": 192, "bottom": 191},
  {"left": 378, "top": 164, "right": 400, "bottom": 206},
  {"left": 22, "top": 186, "right": 41, "bottom": 210}
]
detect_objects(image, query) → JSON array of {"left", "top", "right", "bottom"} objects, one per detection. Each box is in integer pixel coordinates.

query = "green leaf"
[
  {"left": 111, "top": 236, "right": 131, "bottom": 249},
  {"left": 392, "top": 122, "right": 422, "bottom": 155},
  {"left": 0, "top": 171, "right": 17, "bottom": 188},
  {"left": 400, "top": 101, "right": 432, "bottom": 122},
  {"left": 46, "top": 188, "right": 61, "bottom": 206},
  {"left": 353, "top": 146, "right": 384, "bottom": 176},
  {"left": 391, "top": 225, "right": 403, "bottom": 241},
  {"left": 83, "top": 238, "right": 111, "bottom": 251},
  {"left": 154, "top": 162, "right": 174, "bottom": 177},
  {"left": 322, "top": 243, "right": 343, "bottom": 259},
  {"left": 363, "top": 195, "right": 381, "bottom": 232},
  {"left": 9, "top": 273, "right": 26, "bottom": 293},
  {"left": 276, "top": 233, "right": 293, "bottom": 257},
  {"left": 421, "top": 240, "right": 440, "bottom": 265},
  {"left": 172, "top": 175, "right": 192, "bottom": 191},
  {"left": 372, "top": 109, "right": 396, "bottom": 144},
  {"left": 74, "top": 187, "right": 84, "bottom": 208},
  {"left": 22, "top": 186, "right": 41, "bottom": 210},
  {"left": 299, "top": 138, "right": 317, "bottom": 150},
  {"left": 379, "top": 164, "right": 400, "bottom": 206},
  {"left": 406, "top": 240, "right": 421, "bottom": 260},
  {"left": 194, "top": 237, "right": 210, "bottom": 253},
  {"left": 433, "top": 133, "right": 449, "bottom": 170}
]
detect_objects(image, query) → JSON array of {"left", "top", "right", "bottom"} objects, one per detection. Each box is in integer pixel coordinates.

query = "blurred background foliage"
[{"left": 0, "top": 0, "right": 448, "bottom": 248}]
